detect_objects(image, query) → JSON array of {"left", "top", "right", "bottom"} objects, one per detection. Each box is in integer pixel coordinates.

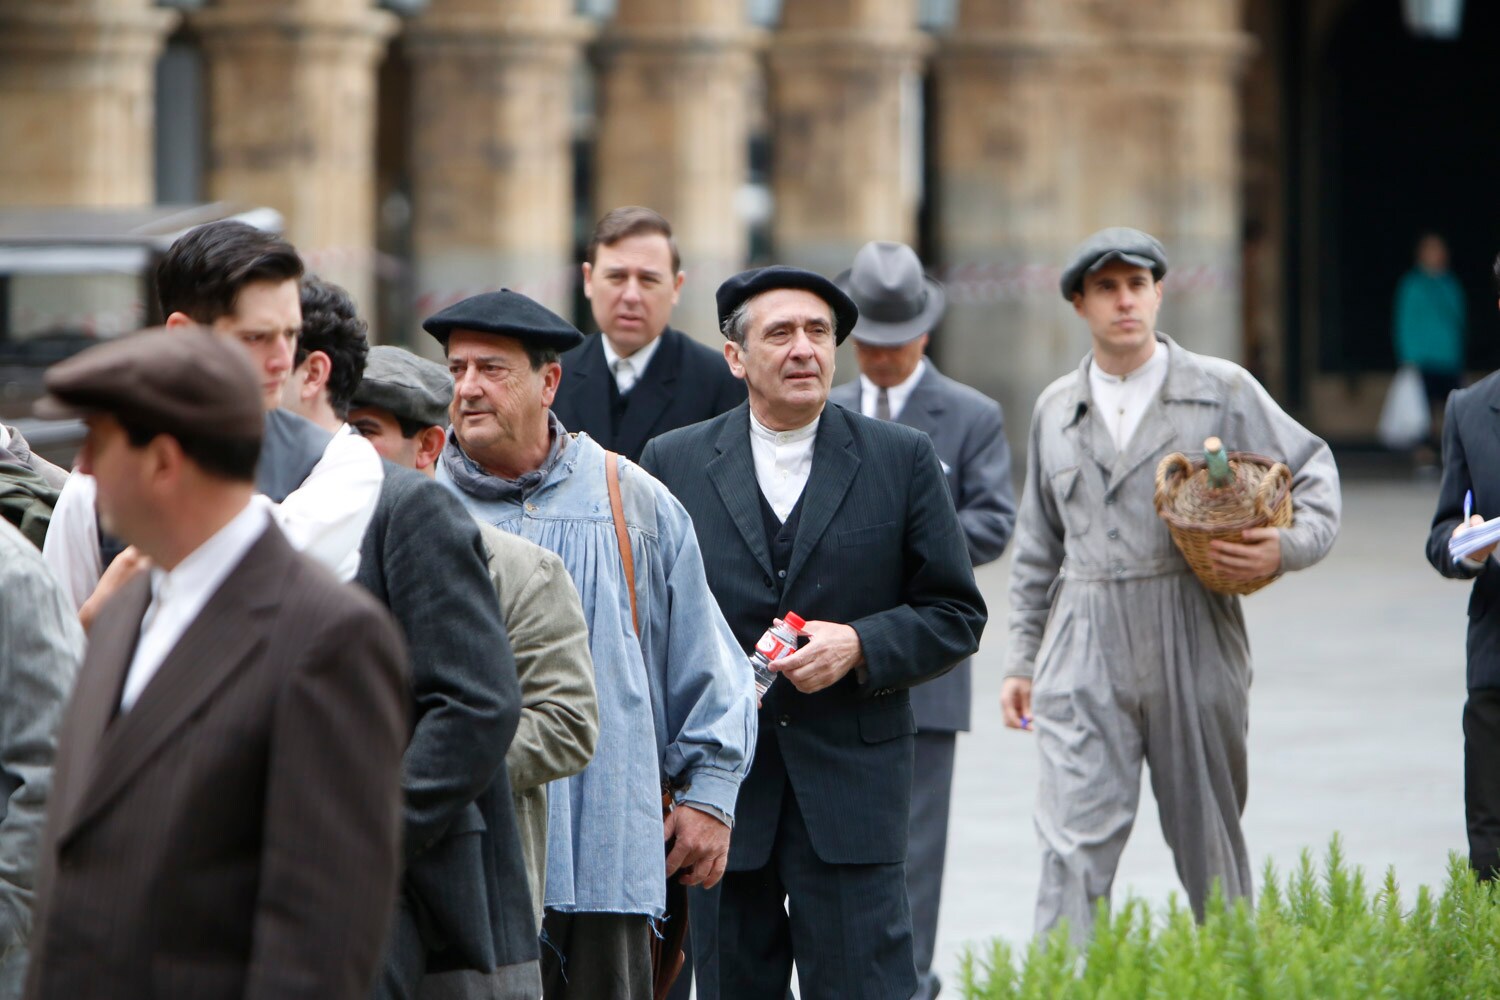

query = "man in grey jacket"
[
  {"left": 1003, "top": 228, "right": 1341, "bottom": 945},
  {"left": 830, "top": 241, "right": 1014, "bottom": 1000},
  {"left": 0, "top": 517, "right": 82, "bottom": 997}
]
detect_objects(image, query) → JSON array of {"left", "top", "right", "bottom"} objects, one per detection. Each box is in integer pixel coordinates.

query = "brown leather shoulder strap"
[{"left": 605, "top": 450, "right": 639, "bottom": 636}]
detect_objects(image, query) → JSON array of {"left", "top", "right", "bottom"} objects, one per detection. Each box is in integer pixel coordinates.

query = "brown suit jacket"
[{"left": 24, "top": 522, "right": 409, "bottom": 1000}]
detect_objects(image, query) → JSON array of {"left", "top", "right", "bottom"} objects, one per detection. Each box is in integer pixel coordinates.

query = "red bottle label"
[{"left": 755, "top": 632, "right": 795, "bottom": 661}]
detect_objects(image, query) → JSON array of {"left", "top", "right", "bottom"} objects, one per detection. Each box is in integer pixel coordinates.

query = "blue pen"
[{"left": 1466, "top": 490, "right": 1474, "bottom": 522}]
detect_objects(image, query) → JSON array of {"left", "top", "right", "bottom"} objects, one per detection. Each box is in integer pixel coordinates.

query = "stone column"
[
  {"left": 594, "top": 0, "right": 760, "bottom": 343},
  {"left": 191, "top": 0, "right": 398, "bottom": 312},
  {"left": 768, "top": 2, "right": 930, "bottom": 280},
  {"left": 405, "top": 1, "right": 590, "bottom": 336},
  {"left": 0, "top": 0, "right": 178, "bottom": 206},
  {"left": 932, "top": 0, "right": 1251, "bottom": 458}
]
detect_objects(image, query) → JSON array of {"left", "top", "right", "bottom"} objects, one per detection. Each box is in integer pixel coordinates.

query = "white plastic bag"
[{"left": 1378, "top": 365, "right": 1430, "bottom": 449}]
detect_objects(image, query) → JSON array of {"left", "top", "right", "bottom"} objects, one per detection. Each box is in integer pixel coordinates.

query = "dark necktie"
[{"left": 875, "top": 388, "right": 891, "bottom": 420}]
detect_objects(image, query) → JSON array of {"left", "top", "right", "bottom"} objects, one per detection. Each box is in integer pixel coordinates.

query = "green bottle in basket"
[
  {"left": 1154, "top": 436, "right": 1295, "bottom": 596},
  {"left": 1204, "top": 436, "right": 1233, "bottom": 488}
]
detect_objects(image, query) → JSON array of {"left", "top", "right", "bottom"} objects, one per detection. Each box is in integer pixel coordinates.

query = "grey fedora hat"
[
  {"left": 1059, "top": 227, "right": 1168, "bottom": 300},
  {"left": 834, "top": 241, "right": 946, "bottom": 346}
]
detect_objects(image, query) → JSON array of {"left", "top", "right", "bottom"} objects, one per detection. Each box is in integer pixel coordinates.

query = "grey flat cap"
[
  {"left": 1059, "top": 227, "right": 1169, "bottom": 300},
  {"left": 351, "top": 346, "right": 454, "bottom": 429},
  {"left": 834, "top": 241, "right": 946, "bottom": 346}
]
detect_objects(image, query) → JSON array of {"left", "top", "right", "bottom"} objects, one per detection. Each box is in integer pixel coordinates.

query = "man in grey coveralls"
[{"left": 1002, "top": 228, "right": 1342, "bottom": 944}]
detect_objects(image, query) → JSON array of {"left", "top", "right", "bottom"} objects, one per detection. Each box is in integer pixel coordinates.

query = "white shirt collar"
[
  {"left": 0, "top": 424, "right": 10, "bottom": 451},
  {"left": 600, "top": 333, "right": 665, "bottom": 392},
  {"left": 122, "top": 500, "right": 271, "bottom": 712},
  {"left": 858, "top": 358, "right": 927, "bottom": 420},
  {"left": 749, "top": 410, "right": 820, "bottom": 447},
  {"left": 1090, "top": 338, "right": 1166, "bottom": 386},
  {"left": 1087, "top": 339, "right": 1168, "bottom": 451},
  {"left": 147, "top": 500, "right": 270, "bottom": 614},
  {"left": 748, "top": 410, "right": 820, "bottom": 522}
]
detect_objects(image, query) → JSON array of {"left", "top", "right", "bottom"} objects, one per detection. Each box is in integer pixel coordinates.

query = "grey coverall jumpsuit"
[{"left": 1007, "top": 335, "right": 1341, "bottom": 943}]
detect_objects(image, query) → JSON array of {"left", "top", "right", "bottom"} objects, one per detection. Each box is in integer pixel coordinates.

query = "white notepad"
[{"left": 1450, "top": 517, "right": 1500, "bottom": 562}]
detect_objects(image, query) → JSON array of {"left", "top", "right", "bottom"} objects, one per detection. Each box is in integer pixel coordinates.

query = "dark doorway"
[{"left": 1316, "top": 0, "right": 1500, "bottom": 377}]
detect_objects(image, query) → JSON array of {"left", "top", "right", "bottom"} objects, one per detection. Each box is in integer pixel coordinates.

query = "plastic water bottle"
[{"left": 751, "top": 612, "right": 806, "bottom": 698}]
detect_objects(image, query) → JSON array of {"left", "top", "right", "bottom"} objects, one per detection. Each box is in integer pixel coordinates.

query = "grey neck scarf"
[{"left": 441, "top": 410, "right": 571, "bottom": 504}]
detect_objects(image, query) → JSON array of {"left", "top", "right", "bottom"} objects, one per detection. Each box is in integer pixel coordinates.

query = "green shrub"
[{"left": 958, "top": 836, "right": 1500, "bottom": 1000}]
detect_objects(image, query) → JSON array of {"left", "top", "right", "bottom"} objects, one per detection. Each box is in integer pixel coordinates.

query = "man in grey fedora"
[{"left": 830, "top": 241, "right": 1015, "bottom": 1000}]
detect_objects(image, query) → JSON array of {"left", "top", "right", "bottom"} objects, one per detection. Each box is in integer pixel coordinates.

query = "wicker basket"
[{"left": 1153, "top": 449, "right": 1293, "bottom": 596}]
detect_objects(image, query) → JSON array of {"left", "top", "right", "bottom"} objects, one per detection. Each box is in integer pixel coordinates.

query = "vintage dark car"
[{"left": 0, "top": 203, "right": 281, "bottom": 464}]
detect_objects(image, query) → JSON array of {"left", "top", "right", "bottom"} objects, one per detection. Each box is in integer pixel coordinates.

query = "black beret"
[
  {"left": 422, "top": 289, "right": 584, "bottom": 352},
  {"left": 715, "top": 266, "right": 860, "bottom": 346},
  {"left": 35, "top": 327, "right": 264, "bottom": 443}
]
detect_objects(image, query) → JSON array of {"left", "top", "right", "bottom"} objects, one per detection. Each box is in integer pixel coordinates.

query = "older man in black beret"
[
  {"left": 25, "top": 329, "right": 407, "bottom": 1000},
  {"left": 424, "top": 290, "right": 755, "bottom": 1000},
  {"left": 638, "top": 268, "right": 988, "bottom": 1000}
]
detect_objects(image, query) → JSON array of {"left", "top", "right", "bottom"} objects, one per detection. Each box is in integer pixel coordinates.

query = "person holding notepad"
[{"left": 1426, "top": 251, "right": 1500, "bottom": 880}]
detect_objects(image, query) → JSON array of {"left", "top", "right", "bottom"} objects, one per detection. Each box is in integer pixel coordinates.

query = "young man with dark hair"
[
  {"left": 551, "top": 206, "right": 745, "bottom": 462},
  {"left": 284, "top": 276, "right": 372, "bottom": 422},
  {"left": 25, "top": 328, "right": 407, "bottom": 1000},
  {"left": 42, "top": 222, "right": 383, "bottom": 622}
]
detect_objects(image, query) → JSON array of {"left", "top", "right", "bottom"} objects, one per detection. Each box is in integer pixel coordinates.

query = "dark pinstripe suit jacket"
[
  {"left": 831, "top": 364, "right": 1016, "bottom": 732},
  {"left": 641, "top": 402, "right": 986, "bottom": 868},
  {"left": 25, "top": 522, "right": 408, "bottom": 1000}
]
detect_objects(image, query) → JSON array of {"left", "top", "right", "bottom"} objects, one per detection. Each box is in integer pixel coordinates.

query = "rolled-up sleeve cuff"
[{"left": 679, "top": 766, "right": 741, "bottom": 823}]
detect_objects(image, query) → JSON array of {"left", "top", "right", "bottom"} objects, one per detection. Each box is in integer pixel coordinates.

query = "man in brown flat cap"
[{"left": 23, "top": 329, "right": 409, "bottom": 1000}]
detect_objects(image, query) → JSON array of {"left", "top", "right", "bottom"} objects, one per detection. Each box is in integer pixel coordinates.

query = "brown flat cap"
[{"left": 36, "top": 327, "right": 264, "bottom": 443}]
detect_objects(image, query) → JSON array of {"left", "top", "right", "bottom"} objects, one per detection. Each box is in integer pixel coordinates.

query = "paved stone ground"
[{"left": 930, "top": 477, "right": 1470, "bottom": 989}]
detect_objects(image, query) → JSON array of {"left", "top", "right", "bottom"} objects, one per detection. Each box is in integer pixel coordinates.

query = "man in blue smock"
[{"left": 425, "top": 290, "right": 756, "bottom": 1000}]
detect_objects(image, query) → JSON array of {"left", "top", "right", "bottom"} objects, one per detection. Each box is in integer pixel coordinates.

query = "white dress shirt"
[
  {"left": 0, "top": 423, "right": 9, "bottom": 451},
  {"left": 119, "top": 500, "right": 270, "bottom": 712},
  {"left": 42, "top": 422, "right": 382, "bottom": 611},
  {"left": 42, "top": 472, "right": 103, "bottom": 610},
  {"left": 749, "top": 411, "right": 819, "bottom": 522},
  {"left": 1088, "top": 339, "right": 1168, "bottom": 451},
  {"left": 857, "top": 358, "right": 927, "bottom": 422},
  {"left": 266, "top": 423, "right": 382, "bottom": 582},
  {"left": 600, "top": 334, "right": 664, "bottom": 395}
]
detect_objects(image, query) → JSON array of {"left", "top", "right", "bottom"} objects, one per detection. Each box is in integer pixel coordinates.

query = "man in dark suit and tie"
[
  {"left": 23, "top": 328, "right": 408, "bottom": 1000},
  {"left": 829, "top": 241, "right": 1015, "bottom": 1000},
  {"left": 640, "top": 267, "right": 988, "bottom": 1000},
  {"left": 1428, "top": 251, "right": 1500, "bottom": 879},
  {"left": 552, "top": 206, "right": 745, "bottom": 461}
]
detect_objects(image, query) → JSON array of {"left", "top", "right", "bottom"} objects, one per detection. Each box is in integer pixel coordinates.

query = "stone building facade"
[{"left": 4, "top": 0, "right": 1491, "bottom": 448}]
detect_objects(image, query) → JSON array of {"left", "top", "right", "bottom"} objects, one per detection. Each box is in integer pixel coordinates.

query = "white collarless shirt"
[
  {"left": 857, "top": 358, "right": 927, "bottom": 422},
  {"left": 600, "top": 334, "right": 664, "bottom": 395},
  {"left": 749, "top": 411, "right": 819, "bottom": 522},
  {"left": 1088, "top": 339, "right": 1168, "bottom": 451},
  {"left": 119, "top": 500, "right": 271, "bottom": 713}
]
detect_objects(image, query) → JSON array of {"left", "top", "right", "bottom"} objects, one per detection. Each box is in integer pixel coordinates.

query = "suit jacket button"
[{"left": 778, "top": 715, "right": 790, "bottom": 727}]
